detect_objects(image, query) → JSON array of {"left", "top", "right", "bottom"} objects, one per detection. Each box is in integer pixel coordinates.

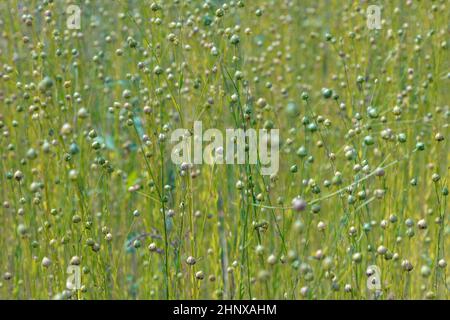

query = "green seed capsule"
[
  {"left": 133, "top": 239, "right": 141, "bottom": 248},
  {"left": 215, "top": 8, "right": 224, "bottom": 17},
  {"left": 230, "top": 34, "right": 240, "bottom": 45},
  {"left": 415, "top": 142, "right": 425, "bottom": 151},
  {"left": 286, "top": 102, "right": 299, "bottom": 116},
  {"left": 442, "top": 187, "right": 449, "bottom": 196},
  {"left": 321, "top": 88, "right": 332, "bottom": 99},
  {"left": 92, "top": 141, "right": 101, "bottom": 150},
  {"left": 397, "top": 133, "right": 407, "bottom": 142},
  {"left": 17, "top": 224, "right": 28, "bottom": 236},
  {"left": 307, "top": 123, "right": 317, "bottom": 132},
  {"left": 311, "top": 204, "right": 321, "bottom": 213},
  {"left": 364, "top": 135, "right": 374, "bottom": 146},
  {"left": 38, "top": 76, "right": 53, "bottom": 92},
  {"left": 301, "top": 92, "right": 309, "bottom": 100},
  {"left": 352, "top": 252, "right": 362, "bottom": 263},
  {"left": 367, "top": 107, "right": 378, "bottom": 118}
]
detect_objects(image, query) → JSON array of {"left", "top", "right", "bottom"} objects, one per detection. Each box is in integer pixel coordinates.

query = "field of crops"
[{"left": 0, "top": 0, "right": 448, "bottom": 300}]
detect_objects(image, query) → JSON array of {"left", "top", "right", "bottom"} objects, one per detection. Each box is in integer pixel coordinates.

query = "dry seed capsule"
[
  {"left": 255, "top": 245, "right": 264, "bottom": 256},
  {"left": 401, "top": 260, "right": 414, "bottom": 272},
  {"left": 70, "top": 256, "right": 81, "bottom": 266},
  {"left": 417, "top": 219, "right": 427, "bottom": 230},
  {"left": 352, "top": 253, "right": 362, "bottom": 263},
  {"left": 148, "top": 243, "right": 157, "bottom": 252},
  {"left": 317, "top": 221, "right": 326, "bottom": 231},
  {"left": 267, "top": 254, "right": 277, "bottom": 265},
  {"left": 300, "top": 286, "right": 309, "bottom": 297},
  {"left": 292, "top": 197, "right": 307, "bottom": 212},
  {"left": 186, "top": 256, "right": 196, "bottom": 266},
  {"left": 14, "top": 170, "right": 24, "bottom": 182},
  {"left": 377, "top": 246, "right": 387, "bottom": 255},
  {"left": 420, "top": 266, "right": 431, "bottom": 277},
  {"left": 195, "top": 271, "right": 205, "bottom": 280},
  {"left": 42, "top": 257, "right": 52, "bottom": 268}
]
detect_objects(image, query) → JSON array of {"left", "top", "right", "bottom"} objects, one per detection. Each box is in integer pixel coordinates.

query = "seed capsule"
[
  {"left": 148, "top": 243, "right": 157, "bottom": 252},
  {"left": 70, "top": 256, "right": 81, "bottom": 266},
  {"left": 377, "top": 245, "right": 387, "bottom": 255},
  {"left": 186, "top": 256, "right": 196, "bottom": 265},
  {"left": 291, "top": 197, "right": 307, "bottom": 212},
  {"left": 38, "top": 76, "right": 53, "bottom": 92},
  {"left": 417, "top": 219, "right": 427, "bottom": 229},
  {"left": 14, "top": 170, "right": 24, "bottom": 182},
  {"left": 267, "top": 254, "right": 277, "bottom": 265},
  {"left": 195, "top": 271, "right": 205, "bottom": 280},
  {"left": 401, "top": 260, "right": 414, "bottom": 272},
  {"left": 352, "top": 252, "right": 362, "bottom": 263},
  {"left": 420, "top": 265, "right": 431, "bottom": 277},
  {"left": 42, "top": 257, "right": 52, "bottom": 268}
]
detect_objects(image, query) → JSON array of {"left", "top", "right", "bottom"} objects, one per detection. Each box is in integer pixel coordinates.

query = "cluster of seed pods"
[{"left": 0, "top": 0, "right": 448, "bottom": 299}]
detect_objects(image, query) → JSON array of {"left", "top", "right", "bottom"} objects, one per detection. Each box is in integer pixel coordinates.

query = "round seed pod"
[
  {"left": 195, "top": 271, "right": 205, "bottom": 280},
  {"left": 70, "top": 256, "right": 81, "bottom": 266},
  {"left": 14, "top": 170, "right": 24, "bottom": 182},
  {"left": 417, "top": 219, "right": 427, "bottom": 230},
  {"left": 300, "top": 286, "right": 309, "bottom": 297},
  {"left": 186, "top": 256, "right": 196, "bottom": 266},
  {"left": 401, "top": 260, "right": 414, "bottom": 272},
  {"left": 291, "top": 197, "right": 307, "bottom": 212},
  {"left": 148, "top": 243, "right": 157, "bottom": 252},
  {"left": 420, "top": 265, "right": 431, "bottom": 277},
  {"left": 267, "top": 254, "right": 277, "bottom": 265},
  {"left": 352, "top": 252, "right": 362, "bottom": 263},
  {"left": 377, "top": 245, "right": 387, "bottom": 255},
  {"left": 3, "top": 272, "right": 12, "bottom": 281},
  {"left": 42, "top": 257, "right": 52, "bottom": 268}
]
